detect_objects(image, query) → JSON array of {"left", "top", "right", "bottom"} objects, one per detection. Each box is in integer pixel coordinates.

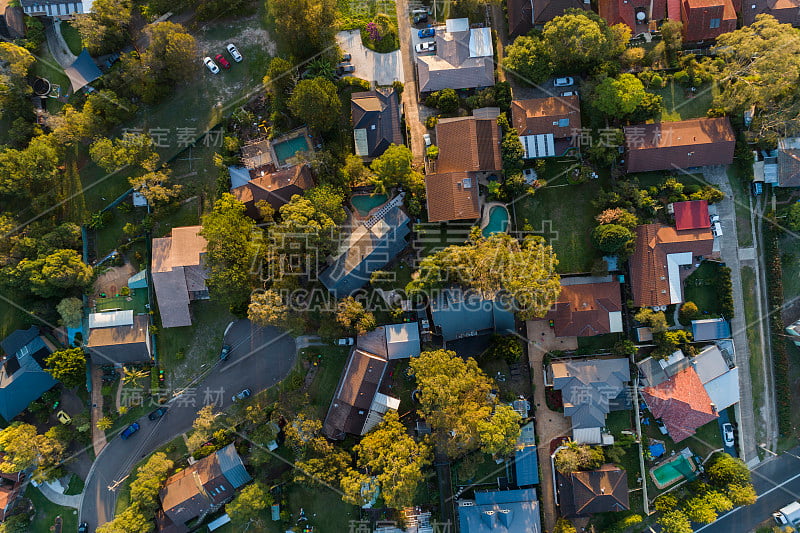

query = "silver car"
[
  {"left": 722, "top": 423, "right": 735, "bottom": 447},
  {"left": 226, "top": 43, "right": 243, "bottom": 62},
  {"left": 203, "top": 57, "right": 219, "bottom": 74}
]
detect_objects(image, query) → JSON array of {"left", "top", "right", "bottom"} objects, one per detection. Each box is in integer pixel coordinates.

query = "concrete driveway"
[
  {"left": 718, "top": 408, "right": 738, "bottom": 458},
  {"left": 336, "top": 30, "right": 404, "bottom": 86}
]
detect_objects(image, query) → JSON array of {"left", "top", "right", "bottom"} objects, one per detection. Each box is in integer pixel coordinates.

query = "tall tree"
[
  {"left": 267, "top": 0, "right": 336, "bottom": 58},
  {"left": 129, "top": 452, "right": 174, "bottom": 511},
  {"left": 72, "top": 0, "right": 132, "bottom": 55},
  {"left": 502, "top": 36, "right": 553, "bottom": 86},
  {"left": 287, "top": 78, "right": 341, "bottom": 132},
  {"left": 45, "top": 348, "right": 86, "bottom": 388},
  {"left": 187, "top": 405, "right": 217, "bottom": 453},
  {"left": 56, "top": 297, "right": 83, "bottom": 328},
  {"left": 592, "top": 74, "right": 646, "bottom": 118},
  {"left": 248, "top": 290, "right": 290, "bottom": 328},
  {"left": 369, "top": 144, "right": 424, "bottom": 195},
  {"left": 227, "top": 482, "right": 273, "bottom": 527},
  {"left": 0, "top": 422, "right": 64, "bottom": 481},
  {"left": 18, "top": 249, "right": 93, "bottom": 298},
  {"left": 336, "top": 297, "right": 376, "bottom": 336},
  {"left": 541, "top": 10, "right": 628, "bottom": 72},
  {"left": 304, "top": 184, "right": 347, "bottom": 225}
]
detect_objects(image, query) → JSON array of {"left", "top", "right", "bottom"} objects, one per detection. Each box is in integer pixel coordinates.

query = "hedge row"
[
  {"left": 718, "top": 265, "right": 735, "bottom": 319},
  {"left": 764, "top": 216, "right": 792, "bottom": 434}
]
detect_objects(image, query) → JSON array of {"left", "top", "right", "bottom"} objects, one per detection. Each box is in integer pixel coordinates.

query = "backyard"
[
  {"left": 683, "top": 261, "right": 725, "bottom": 317},
  {"left": 25, "top": 485, "right": 78, "bottom": 533},
  {"left": 650, "top": 80, "right": 716, "bottom": 122}
]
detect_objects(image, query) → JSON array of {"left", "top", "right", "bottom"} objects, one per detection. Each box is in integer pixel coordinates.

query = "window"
[{"left": 709, "top": 18, "right": 721, "bottom": 28}]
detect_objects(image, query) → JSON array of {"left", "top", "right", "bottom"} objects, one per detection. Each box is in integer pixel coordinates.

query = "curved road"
[{"left": 79, "top": 320, "right": 297, "bottom": 529}]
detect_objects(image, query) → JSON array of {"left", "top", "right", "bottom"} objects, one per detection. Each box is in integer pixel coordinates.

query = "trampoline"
[{"left": 33, "top": 77, "right": 51, "bottom": 96}]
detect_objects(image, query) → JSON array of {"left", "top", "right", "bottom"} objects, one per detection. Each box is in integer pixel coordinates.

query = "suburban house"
[
  {"left": 507, "top": 0, "right": 589, "bottom": 35},
  {"left": 598, "top": 0, "right": 665, "bottom": 35},
  {"left": 547, "top": 358, "right": 631, "bottom": 444},
  {"left": 152, "top": 226, "right": 209, "bottom": 328},
  {"left": 351, "top": 89, "right": 403, "bottom": 161},
  {"left": 511, "top": 95, "right": 581, "bottom": 159},
  {"left": 230, "top": 163, "right": 314, "bottom": 219},
  {"left": 0, "top": 327, "right": 58, "bottom": 421},
  {"left": 20, "top": 0, "right": 92, "bottom": 18},
  {"left": 515, "top": 422, "right": 539, "bottom": 487},
  {"left": 434, "top": 112, "right": 503, "bottom": 174},
  {"left": 318, "top": 200, "right": 411, "bottom": 298},
  {"left": 692, "top": 318, "right": 731, "bottom": 341},
  {"left": 680, "top": 0, "right": 736, "bottom": 42},
  {"left": 86, "top": 310, "right": 151, "bottom": 364},
  {"left": 424, "top": 171, "right": 481, "bottom": 222},
  {"left": 628, "top": 223, "right": 715, "bottom": 308},
  {"left": 672, "top": 199, "right": 710, "bottom": 231},
  {"left": 416, "top": 18, "right": 495, "bottom": 94},
  {"left": 458, "top": 488, "right": 542, "bottom": 533},
  {"left": 539, "top": 278, "right": 623, "bottom": 338},
  {"left": 743, "top": 0, "right": 800, "bottom": 26},
  {"left": 556, "top": 464, "right": 629, "bottom": 518},
  {"left": 430, "top": 290, "right": 516, "bottom": 342},
  {"left": 623, "top": 118, "right": 735, "bottom": 173},
  {"left": 0, "top": 458, "right": 23, "bottom": 521},
  {"left": 775, "top": 137, "right": 800, "bottom": 187},
  {"left": 158, "top": 444, "right": 251, "bottom": 533},
  {"left": 323, "top": 323, "right": 421, "bottom": 440}
]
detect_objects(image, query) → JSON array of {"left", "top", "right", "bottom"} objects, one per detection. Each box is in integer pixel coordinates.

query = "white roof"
[
  {"left": 666, "top": 252, "right": 694, "bottom": 304},
  {"left": 371, "top": 392, "right": 401, "bottom": 411},
  {"left": 446, "top": 18, "right": 470, "bottom": 33},
  {"left": 572, "top": 427, "right": 602, "bottom": 444},
  {"left": 693, "top": 345, "right": 729, "bottom": 383},
  {"left": 89, "top": 310, "right": 134, "bottom": 329},
  {"left": 609, "top": 311, "right": 623, "bottom": 333},
  {"left": 207, "top": 514, "right": 231, "bottom": 531},
  {"left": 520, "top": 134, "right": 555, "bottom": 158},
  {"left": 659, "top": 349, "right": 686, "bottom": 369},
  {"left": 132, "top": 191, "right": 148, "bottom": 207},
  {"left": 469, "top": 27, "right": 493, "bottom": 58},
  {"left": 703, "top": 366, "right": 739, "bottom": 411},
  {"left": 354, "top": 129, "right": 369, "bottom": 156}
]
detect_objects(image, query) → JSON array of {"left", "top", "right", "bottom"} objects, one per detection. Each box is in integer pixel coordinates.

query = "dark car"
[
  {"left": 215, "top": 53, "right": 231, "bottom": 69},
  {"left": 120, "top": 423, "right": 140, "bottom": 440},
  {"left": 79, "top": 522, "right": 89, "bottom": 533},
  {"left": 148, "top": 407, "right": 168, "bottom": 421},
  {"left": 418, "top": 28, "right": 435, "bottom": 38},
  {"left": 413, "top": 12, "right": 428, "bottom": 24},
  {"left": 219, "top": 344, "right": 232, "bottom": 361},
  {"left": 232, "top": 388, "right": 252, "bottom": 403},
  {"left": 341, "top": 53, "right": 351, "bottom": 62}
]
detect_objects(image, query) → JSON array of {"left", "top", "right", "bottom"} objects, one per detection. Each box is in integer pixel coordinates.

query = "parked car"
[
  {"left": 226, "top": 43, "right": 243, "bottom": 62},
  {"left": 149, "top": 407, "right": 168, "bottom": 421},
  {"left": 415, "top": 41, "right": 436, "bottom": 53},
  {"left": 219, "top": 344, "right": 232, "bottom": 361},
  {"left": 215, "top": 53, "right": 231, "bottom": 70},
  {"left": 79, "top": 522, "right": 89, "bottom": 533},
  {"left": 418, "top": 28, "right": 435, "bottom": 38},
  {"left": 656, "top": 419, "right": 668, "bottom": 435},
  {"left": 723, "top": 423, "right": 735, "bottom": 447},
  {"left": 420, "top": 319, "right": 430, "bottom": 331},
  {"left": 712, "top": 221, "right": 723, "bottom": 237},
  {"left": 337, "top": 337, "right": 355, "bottom": 346},
  {"left": 413, "top": 12, "right": 428, "bottom": 24},
  {"left": 56, "top": 410, "right": 71, "bottom": 425},
  {"left": 554, "top": 76, "right": 574, "bottom": 87},
  {"left": 752, "top": 181, "right": 763, "bottom": 195},
  {"left": 341, "top": 53, "right": 352, "bottom": 62},
  {"left": 423, "top": 133, "right": 432, "bottom": 147},
  {"left": 338, "top": 64, "right": 356, "bottom": 74},
  {"left": 559, "top": 90, "right": 578, "bottom": 97},
  {"left": 232, "top": 388, "right": 252, "bottom": 402},
  {"left": 203, "top": 57, "right": 219, "bottom": 74},
  {"left": 710, "top": 213, "right": 720, "bottom": 224},
  {"left": 120, "top": 423, "right": 140, "bottom": 440}
]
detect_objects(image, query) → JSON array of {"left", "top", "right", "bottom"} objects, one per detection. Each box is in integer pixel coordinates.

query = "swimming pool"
[
  {"left": 273, "top": 135, "right": 310, "bottom": 166},
  {"left": 482, "top": 205, "right": 510, "bottom": 237},
  {"left": 650, "top": 455, "right": 696, "bottom": 488},
  {"left": 351, "top": 194, "right": 388, "bottom": 216}
]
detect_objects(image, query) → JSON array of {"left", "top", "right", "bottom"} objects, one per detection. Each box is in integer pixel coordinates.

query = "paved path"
[
  {"left": 45, "top": 19, "right": 76, "bottom": 69},
  {"left": 394, "top": 0, "right": 426, "bottom": 166},
  {"left": 335, "top": 30, "right": 404, "bottom": 86},
  {"left": 526, "top": 320, "right": 571, "bottom": 532},
  {"left": 80, "top": 321, "right": 297, "bottom": 528},
  {"left": 37, "top": 481, "right": 82, "bottom": 509},
  {"left": 90, "top": 366, "right": 108, "bottom": 457}
]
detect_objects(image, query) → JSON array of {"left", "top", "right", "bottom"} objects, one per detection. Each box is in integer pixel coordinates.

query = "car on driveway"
[
  {"left": 56, "top": 410, "right": 71, "bottom": 425},
  {"left": 341, "top": 53, "right": 351, "bottom": 62},
  {"left": 418, "top": 28, "right": 435, "bottom": 38},
  {"left": 338, "top": 64, "right": 356, "bottom": 74},
  {"left": 226, "top": 43, "right": 243, "bottom": 62},
  {"left": 723, "top": 423, "right": 735, "bottom": 447},
  {"left": 232, "top": 388, "right": 252, "bottom": 402},
  {"left": 413, "top": 12, "right": 428, "bottom": 24},
  {"left": 337, "top": 337, "right": 355, "bottom": 346},
  {"left": 215, "top": 53, "right": 231, "bottom": 70},
  {"left": 415, "top": 41, "right": 436, "bottom": 53},
  {"left": 149, "top": 407, "right": 168, "bottom": 421},
  {"left": 219, "top": 344, "right": 231, "bottom": 361},
  {"left": 554, "top": 76, "right": 574, "bottom": 87},
  {"left": 79, "top": 522, "right": 89, "bottom": 533},
  {"left": 120, "top": 423, "right": 140, "bottom": 440},
  {"left": 203, "top": 57, "right": 219, "bottom": 74},
  {"left": 559, "top": 90, "right": 578, "bottom": 97},
  {"left": 423, "top": 133, "right": 432, "bottom": 147}
]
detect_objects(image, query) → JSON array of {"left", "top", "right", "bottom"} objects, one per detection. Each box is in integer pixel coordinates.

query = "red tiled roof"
[
  {"left": 742, "top": 0, "right": 800, "bottom": 26},
  {"left": 507, "top": 0, "right": 534, "bottom": 36},
  {"left": 544, "top": 281, "right": 622, "bottom": 337},
  {"left": 424, "top": 171, "right": 481, "bottom": 222},
  {"left": 511, "top": 95, "right": 581, "bottom": 139},
  {"left": 673, "top": 200, "right": 710, "bottom": 231},
  {"left": 641, "top": 366, "right": 718, "bottom": 442},
  {"left": 598, "top": 0, "right": 667, "bottom": 33},
  {"left": 435, "top": 117, "right": 502, "bottom": 174},
  {"left": 680, "top": 0, "right": 736, "bottom": 42},
  {"left": 231, "top": 164, "right": 314, "bottom": 219}
]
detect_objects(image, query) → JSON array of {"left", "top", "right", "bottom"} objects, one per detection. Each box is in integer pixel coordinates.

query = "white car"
[
  {"left": 226, "top": 43, "right": 243, "bottom": 63},
  {"left": 722, "top": 423, "right": 735, "bottom": 447},
  {"left": 423, "top": 133, "right": 432, "bottom": 147},
  {"left": 337, "top": 337, "right": 354, "bottom": 346},
  {"left": 560, "top": 90, "right": 578, "bottom": 97},
  {"left": 203, "top": 57, "right": 219, "bottom": 74},
  {"left": 554, "top": 76, "right": 574, "bottom": 87},
  {"left": 415, "top": 41, "right": 436, "bottom": 53}
]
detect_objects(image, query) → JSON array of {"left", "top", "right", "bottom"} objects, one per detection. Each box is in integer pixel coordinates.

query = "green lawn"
[
  {"left": 577, "top": 333, "right": 623, "bottom": 353},
  {"left": 25, "top": 485, "right": 78, "bottom": 533},
  {"left": 30, "top": 45, "right": 69, "bottom": 115},
  {"left": 651, "top": 81, "right": 716, "bottom": 122},
  {"left": 336, "top": 0, "right": 397, "bottom": 30},
  {"left": 741, "top": 266, "right": 765, "bottom": 445},
  {"left": 64, "top": 473, "right": 85, "bottom": 495},
  {"left": 302, "top": 345, "right": 351, "bottom": 417},
  {"left": 59, "top": 22, "right": 84, "bottom": 55},
  {"left": 283, "top": 484, "right": 359, "bottom": 532},
  {"left": 727, "top": 165, "right": 754, "bottom": 247},
  {"left": 683, "top": 261, "right": 724, "bottom": 317},
  {"left": 605, "top": 409, "right": 633, "bottom": 438}
]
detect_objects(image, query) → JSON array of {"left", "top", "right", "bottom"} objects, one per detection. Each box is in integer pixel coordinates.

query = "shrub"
[
  {"left": 425, "top": 115, "right": 439, "bottom": 129},
  {"left": 338, "top": 76, "right": 371, "bottom": 91},
  {"left": 436, "top": 88, "right": 459, "bottom": 113},
  {"left": 392, "top": 80, "right": 404, "bottom": 95},
  {"left": 426, "top": 145, "right": 439, "bottom": 160},
  {"left": 678, "top": 301, "right": 699, "bottom": 325},
  {"left": 591, "top": 224, "right": 634, "bottom": 253}
]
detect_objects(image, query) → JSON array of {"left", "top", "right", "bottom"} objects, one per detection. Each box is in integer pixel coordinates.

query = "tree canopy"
[
  {"left": 592, "top": 74, "right": 647, "bottom": 117},
  {"left": 45, "top": 348, "right": 86, "bottom": 388},
  {"left": 369, "top": 144, "right": 424, "bottom": 195},
  {"left": 0, "top": 422, "right": 64, "bottom": 481},
  {"left": 267, "top": 0, "right": 336, "bottom": 58},
  {"left": 288, "top": 78, "right": 342, "bottom": 132},
  {"left": 227, "top": 482, "right": 273, "bottom": 526}
]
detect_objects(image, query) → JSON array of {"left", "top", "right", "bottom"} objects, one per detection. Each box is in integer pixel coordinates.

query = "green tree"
[
  {"left": 56, "top": 297, "right": 83, "bottom": 328},
  {"left": 370, "top": 144, "right": 424, "bottom": 195},
  {"left": 342, "top": 154, "right": 372, "bottom": 187},
  {"left": 483, "top": 335, "right": 524, "bottom": 363},
  {"left": 354, "top": 410, "right": 431, "bottom": 509},
  {"left": 0, "top": 422, "right": 64, "bottom": 481},
  {"left": 305, "top": 184, "right": 347, "bottom": 225},
  {"left": 141, "top": 22, "right": 197, "bottom": 86},
  {"left": 248, "top": 290, "right": 289, "bottom": 328},
  {"left": 634, "top": 308, "right": 668, "bottom": 332},
  {"left": 270, "top": 193, "right": 340, "bottom": 261},
  {"left": 501, "top": 133, "right": 525, "bottom": 175},
  {"left": 592, "top": 74, "right": 646, "bottom": 117},
  {"left": 0, "top": 135, "right": 60, "bottom": 200},
  {"left": 267, "top": 0, "right": 336, "bottom": 58},
  {"left": 336, "top": 297, "right": 377, "bottom": 335},
  {"left": 0, "top": 514, "right": 31, "bottom": 533},
  {"left": 89, "top": 133, "right": 159, "bottom": 173},
  {"left": 410, "top": 350, "right": 521, "bottom": 457},
  {"left": 596, "top": 207, "right": 638, "bottom": 229},
  {"left": 19, "top": 249, "right": 93, "bottom": 298},
  {"left": 654, "top": 493, "right": 679, "bottom": 512},
  {"left": 502, "top": 35, "right": 553, "bottom": 85},
  {"left": 130, "top": 170, "right": 181, "bottom": 205},
  {"left": 129, "top": 452, "right": 174, "bottom": 511},
  {"left": 186, "top": 405, "right": 217, "bottom": 453},
  {"left": 542, "top": 11, "right": 628, "bottom": 72},
  {"left": 95, "top": 504, "right": 152, "bottom": 533},
  {"left": 45, "top": 348, "right": 86, "bottom": 388},
  {"left": 657, "top": 510, "right": 693, "bottom": 533},
  {"left": 554, "top": 443, "right": 605, "bottom": 473},
  {"left": 683, "top": 495, "right": 719, "bottom": 524},
  {"left": 660, "top": 20, "right": 683, "bottom": 65},
  {"left": 554, "top": 518, "right": 577, "bottom": 533},
  {"left": 707, "top": 453, "right": 751, "bottom": 486},
  {"left": 264, "top": 57, "right": 295, "bottom": 99},
  {"left": 591, "top": 223, "right": 634, "bottom": 253},
  {"left": 436, "top": 88, "right": 459, "bottom": 113},
  {"left": 288, "top": 78, "right": 342, "bottom": 132},
  {"left": 0, "top": 42, "right": 36, "bottom": 81},
  {"left": 726, "top": 483, "right": 757, "bottom": 506},
  {"left": 72, "top": 0, "right": 132, "bottom": 54},
  {"left": 227, "top": 482, "right": 273, "bottom": 526},
  {"left": 678, "top": 301, "right": 700, "bottom": 325}
]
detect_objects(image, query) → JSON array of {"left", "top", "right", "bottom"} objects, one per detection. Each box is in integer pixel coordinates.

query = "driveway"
[
  {"left": 80, "top": 321, "right": 297, "bottom": 528},
  {"left": 394, "top": 0, "right": 426, "bottom": 165},
  {"left": 45, "top": 19, "right": 76, "bottom": 69},
  {"left": 336, "top": 30, "right": 404, "bottom": 86},
  {"left": 717, "top": 408, "right": 738, "bottom": 458}
]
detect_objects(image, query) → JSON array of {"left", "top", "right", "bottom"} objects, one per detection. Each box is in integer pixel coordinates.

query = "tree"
[
  {"left": 95, "top": 504, "right": 152, "bottom": 533},
  {"left": 591, "top": 224, "right": 634, "bottom": 253},
  {"left": 187, "top": 405, "right": 217, "bottom": 453},
  {"left": 370, "top": 144, "right": 424, "bottom": 195},
  {"left": 657, "top": 510, "right": 693, "bottom": 533},
  {"left": 726, "top": 483, "right": 757, "bottom": 506},
  {"left": 678, "top": 301, "right": 700, "bottom": 325},
  {"left": 501, "top": 133, "right": 525, "bottom": 175},
  {"left": 45, "top": 348, "right": 86, "bottom": 388},
  {"left": 270, "top": 193, "right": 340, "bottom": 261},
  {"left": 96, "top": 416, "right": 112, "bottom": 431},
  {"left": 129, "top": 452, "right": 174, "bottom": 511},
  {"left": 288, "top": 78, "right": 341, "bottom": 132},
  {"left": 436, "top": 88, "right": 459, "bottom": 113},
  {"left": 267, "top": 0, "right": 336, "bottom": 58},
  {"left": 503, "top": 35, "right": 553, "bottom": 85},
  {"left": 542, "top": 11, "right": 625, "bottom": 72},
  {"left": 0, "top": 514, "right": 32, "bottom": 533},
  {"left": 89, "top": 133, "right": 159, "bottom": 173},
  {"left": 19, "top": 249, "right": 93, "bottom": 298},
  {"left": 410, "top": 350, "right": 521, "bottom": 457},
  {"left": 707, "top": 453, "right": 751, "bottom": 486},
  {"left": 0, "top": 135, "right": 60, "bottom": 200},
  {"left": 408, "top": 233, "right": 561, "bottom": 320},
  {"left": 660, "top": 20, "right": 683, "bottom": 65},
  {"left": 305, "top": 184, "right": 347, "bottom": 225},
  {"left": 683, "top": 495, "right": 719, "bottom": 524},
  {"left": 336, "top": 297, "right": 377, "bottom": 335},
  {"left": 72, "top": 0, "right": 132, "bottom": 55},
  {"left": 248, "top": 290, "right": 289, "bottom": 328},
  {"left": 130, "top": 170, "right": 181, "bottom": 205},
  {"left": 477, "top": 404, "right": 524, "bottom": 456},
  {"left": 483, "top": 335, "right": 524, "bottom": 363},
  {"left": 354, "top": 411, "right": 431, "bottom": 508},
  {"left": 592, "top": 74, "right": 646, "bottom": 117},
  {"left": 0, "top": 422, "right": 64, "bottom": 481},
  {"left": 342, "top": 154, "right": 372, "bottom": 187},
  {"left": 654, "top": 493, "right": 679, "bottom": 512},
  {"left": 141, "top": 22, "right": 197, "bottom": 87},
  {"left": 227, "top": 482, "right": 273, "bottom": 526},
  {"left": 554, "top": 443, "right": 605, "bottom": 473},
  {"left": 554, "top": 518, "right": 577, "bottom": 533},
  {"left": 595, "top": 208, "right": 637, "bottom": 229},
  {"left": 0, "top": 42, "right": 35, "bottom": 81},
  {"left": 201, "top": 194, "right": 259, "bottom": 313},
  {"left": 56, "top": 297, "right": 83, "bottom": 328},
  {"left": 263, "top": 57, "right": 295, "bottom": 100},
  {"left": 634, "top": 308, "right": 668, "bottom": 332}
]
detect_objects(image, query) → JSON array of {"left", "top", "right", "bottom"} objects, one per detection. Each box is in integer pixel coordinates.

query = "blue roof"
[
  {"left": 228, "top": 166, "right": 252, "bottom": 189},
  {"left": 649, "top": 443, "right": 665, "bottom": 458},
  {"left": 431, "top": 291, "right": 516, "bottom": 341},
  {"left": 216, "top": 443, "right": 252, "bottom": 488},
  {"left": 515, "top": 446, "right": 539, "bottom": 486},
  {"left": 1, "top": 326, "right": 40, "bottom": 357},
  {"left": 0, "top": 345, "right": 57, "bottom": 421},
  {"left": 691, "top": 318, "right": 731, "bottom": 341},
  {"left": 461, "top": 489, "right": 541, "bottom": 533},
  {"left": 319, "top": 206, "right": 411, "bottom": 298}
]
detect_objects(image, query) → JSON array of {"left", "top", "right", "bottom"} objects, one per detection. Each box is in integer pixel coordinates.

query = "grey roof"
[
  {"left": 416, "top": 27, "right": 495, "bottom": 93},
  {"left": 64, "top": 49, "right": 102, "bottom": 92},
  {"left": 430, "top": 291, "right": 516, "bottom": 342},
  {"left": 217, "top": 443, "right": 252, "bottom": 488},
  {"left": 20, "top": 0, "right": 87, "bottom": 17},
  {"left": 636, "top": 354, "right": 692, "bottom": 388},
  {"left": 0, "top": 328, "right": 57, "bottom": 421},
  {"left": 357, "top": 323, "right": 421, "bottom": 360},
  {"left": 691, "top": 318, "right": 731, "bottom": 341},
  {"left": 86, "top": 315, "right": 151, "bottom": 364},
  {"left": 319, "top": 206, "right": 411, "bottom": 298},
  {"left": 551, "top": 358, "right": 630, "bottom": 429},
  {"left": 459, "top": 488, "right": 541, "bottom": 533},
  {"left": 351, "top": 89, "right": 402, "bottom": 160}
]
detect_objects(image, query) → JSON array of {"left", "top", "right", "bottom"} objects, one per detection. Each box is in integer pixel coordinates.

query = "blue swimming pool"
[
  {"left": 273, "top": 135, "right": 310, "bottom": 165},
  {"left": 351, "top": 194, "right": 388, "bottom": 216},
  {"left": 482, "top": 206, "right": 510, "bottom": 237}
]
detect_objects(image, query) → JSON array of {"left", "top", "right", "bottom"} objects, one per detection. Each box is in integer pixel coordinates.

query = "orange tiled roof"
[{"left": 641, "top": 366, "right": 718, "bottom": 442}]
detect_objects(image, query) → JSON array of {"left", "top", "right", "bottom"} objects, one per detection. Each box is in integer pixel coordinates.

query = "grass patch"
[
  {"left": 605, "top": 409, "right": 633, "bottom": 438},
  {"left": 683, "top": 261, "right": 724, "bottom": 317},
  {"left": 727, "top": 165, "right": 754, "bottom": 247},
  {"left": 30, "top": 45, "right": 69, "bottom": 114},
  {"left": 336, "top": 0, "right": 397, "bottom": 30},
  {"left": 452, "top": 451, "right": 505, "bottom": 488},
  {"left": 25, "top": 485, "right": 78, "bottom": 533},
  {"left": 59, "top": 22, "right": 84, "bottom": 55},
  {"left": 651, "top": 81, "right": 716, "bottom": 122},
  {"left": 577, "top": 333, "right": 623, "bottom": 353},
  {"left": 741, "top": 266, "right": 765, "bottom": 444},
  {"left": 413, "top": 221, "right": 474, "bottom": 258},
  {"left": 283, "top": 484, "right": 359, "bottom": 531},
  {"left": 303, "top": 345, "right": 351, "bottom": 417},
  {"left": 64, "top": 474, "right": 85, "bottom": 495}
]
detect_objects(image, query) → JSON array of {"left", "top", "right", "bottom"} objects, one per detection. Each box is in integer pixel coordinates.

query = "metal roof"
[{"left": 216, "top": 444, "right": 252, "bottom": 488}]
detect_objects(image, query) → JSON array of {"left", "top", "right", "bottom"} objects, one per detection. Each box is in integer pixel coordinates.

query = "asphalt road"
[
  {"left": 698, "top": 446, "right": 800, "bottom": 533},
  {"left": 79, "top": 320, "right": 297, "bottom": 529}
]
